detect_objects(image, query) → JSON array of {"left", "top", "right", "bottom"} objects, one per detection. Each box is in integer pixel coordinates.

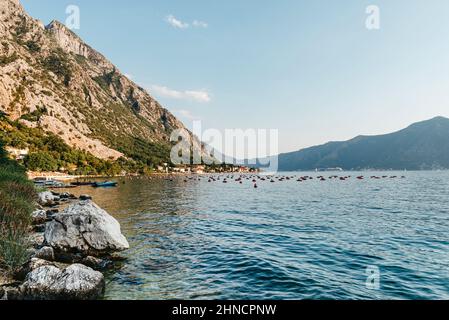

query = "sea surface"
[{"left": 66, "top": 171, "right": 449, "bottom": 300}]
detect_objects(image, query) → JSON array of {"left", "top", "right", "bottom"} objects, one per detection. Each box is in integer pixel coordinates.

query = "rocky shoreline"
[{"left": 0, "top": 191, "right": 129, "bottom": 300}]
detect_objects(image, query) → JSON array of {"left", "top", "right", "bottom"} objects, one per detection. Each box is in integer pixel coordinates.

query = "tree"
[{"left": 24, "top": 152, "right": 59, "bottom": 172}]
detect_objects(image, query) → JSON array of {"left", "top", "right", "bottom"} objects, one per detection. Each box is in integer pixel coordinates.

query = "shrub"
[
  {"left": 24, "top": 152, "right": 59, "bottom": 172},
  {"left": 0, "top": 144, "right": 36, "bottom": 274},
  {"left": 14, "top": 17, "right": 29, "bottom": 37},
  {"left": 0, "top": 226, "right": 30, "bottom": 273},
  {"left": 43, "top": 54, "right": 72, "bottom": 86},
  {"left": 0, "top": 52, "right": 18, "bottom": 66},
  {"left": 0, "top": 192, "right": 33, "bottom": 227},
  {"left": 20, "top": 106, "right": 47, "bottom": 122},
  {"left": 25, "top": 40, "right": 41, "bottom": 53}
]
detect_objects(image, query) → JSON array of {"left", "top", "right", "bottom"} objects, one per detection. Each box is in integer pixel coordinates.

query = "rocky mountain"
[
  {"left": 0, "top": 0, "right": 190, "bottom": 164},
  {"left": 264, "top": 116, "right": 449, "bottom": 171}
]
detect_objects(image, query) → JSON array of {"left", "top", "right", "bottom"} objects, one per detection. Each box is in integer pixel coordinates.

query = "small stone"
[
  {"left": 46, "top": 209, "right": 58, "bottom": 220},
  {"left": 81, "top": 256, "right": 113, "bottom": 271},
  {"left": 38, "top": 191, "right": 56, "bottom": 207},
  {"left": 53, "top": 252, "right": 84, "bottom": 264},
  {"left": 79, "top": 194, "right": 92, "bottom": 201},
  {"left": 29, "top": 233, "right": 45, "bottom": 249},
  {"left": 31, "top": 210, "right": 47, "bottom": 225},
  {"left": 33, "top": 224, "right": 46, "bottom": 233},
  {"left": 109, "top": 253, "right": 128, "bottom": 262},
  {"left": 26, "top": 248, "right": 37, "bottom": 257},
  {"left": 60, "top": 193, "right": 70, "bottom": 199},
  {"left": 29, "top": 258, "right": 55, "bottom": 271},
  {"left": 34, "top": 247, "right": 55, "bottom": 261},
  {"left": 2, "top": 287, "right": 23, "bottom": 301}
]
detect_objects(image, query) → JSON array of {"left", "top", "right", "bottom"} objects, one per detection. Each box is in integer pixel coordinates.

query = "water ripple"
[{"left": 71, "top": 171, "right": 449, "bottom": 300}]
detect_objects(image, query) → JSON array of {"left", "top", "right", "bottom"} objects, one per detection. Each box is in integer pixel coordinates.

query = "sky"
[{"left": 20, "top": 0, "right": 449, "bottom": 155}]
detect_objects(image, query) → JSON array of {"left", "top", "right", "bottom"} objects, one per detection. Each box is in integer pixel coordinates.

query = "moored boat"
[
  {"left": 93, "top": 181, "right": 118, "bottom": 188},
  {"left": 33, "top": 179, "right": 77, "bottom": 189}
]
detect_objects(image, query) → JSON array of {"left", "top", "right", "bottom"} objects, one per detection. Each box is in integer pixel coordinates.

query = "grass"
[{"left": 0, "top": 144, "right": 36, "bottom": 274}]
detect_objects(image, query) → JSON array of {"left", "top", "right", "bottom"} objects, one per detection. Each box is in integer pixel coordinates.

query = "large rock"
[
  {"left": 44, "top": 201, "right": 129, "bottom": 257},
  {"left": 14, "top": 258, "right": 57, "bottom": 281},
  {"left": 34, "top": 247, "right": 55, "bottom": 261},
  {"left": 21, "top": 264, "right": 105, "bottom": 300}
]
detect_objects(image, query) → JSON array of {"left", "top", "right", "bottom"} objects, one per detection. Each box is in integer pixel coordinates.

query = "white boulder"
[
  {"left": 38, "top": 192, "right": 58, "bottom": 206},
  {"left": 44, "top": 201, "right": 129, "bottom": 256},
  {"left": 21, "top": 264, "right": 105, "bottom": 300}
]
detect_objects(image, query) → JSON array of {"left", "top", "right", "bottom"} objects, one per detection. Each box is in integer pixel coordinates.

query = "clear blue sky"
[{"left": 21, "top": 0, "right": 449, "bottom": 154}]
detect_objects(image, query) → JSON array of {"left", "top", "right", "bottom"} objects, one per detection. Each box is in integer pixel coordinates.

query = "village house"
[
  {"left": 5, "top": 147, "right": 29, "bottom": 161},
  {"left": 156, "top": 165, "right": 169, "bottom": 173},
  {"left": 192, "top": 165, "right": 206, "bottom": 174},
  {"left": 171, "top": 165, "right": 191, "bottom": 174}
]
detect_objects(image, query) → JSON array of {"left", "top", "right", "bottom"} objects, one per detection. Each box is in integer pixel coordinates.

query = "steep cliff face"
[{"left": 0, "top": 0, "right": 187, "bottom": 161}]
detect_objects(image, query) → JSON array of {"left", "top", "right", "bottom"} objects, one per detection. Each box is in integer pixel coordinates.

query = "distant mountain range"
[{"left": 255, "top": 117, "right": 449, "bottom": 171}]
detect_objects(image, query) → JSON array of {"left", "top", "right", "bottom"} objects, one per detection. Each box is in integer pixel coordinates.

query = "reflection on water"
[{"left": 62, "top": 172, "right": 449, "bottom": 300}]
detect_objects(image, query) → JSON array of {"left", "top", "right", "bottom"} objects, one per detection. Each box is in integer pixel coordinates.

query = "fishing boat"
[
  {"left": 33, "top": 179, "right": 76, "bottom": 189},
  {"left": 93, "top": 181, "right": 118, "bottom": 188},
  {"left": 34, "top": 179, "right": 69, "bottom": 188}
]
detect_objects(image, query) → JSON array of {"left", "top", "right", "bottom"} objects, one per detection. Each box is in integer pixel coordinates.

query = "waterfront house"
[
  {"left": 5, "top": 147, "right": 29, "bottom": 160},
  {"left": 192, "top": 165, "right": 206, "bottom": 174}
]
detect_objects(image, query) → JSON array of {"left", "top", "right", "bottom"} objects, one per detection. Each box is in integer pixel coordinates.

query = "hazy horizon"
[{"left": 21, "top": 0, "right": 449, "bottom": 155}]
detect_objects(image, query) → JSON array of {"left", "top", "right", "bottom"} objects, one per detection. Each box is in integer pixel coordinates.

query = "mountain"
[
  {"left": 0, "top": 0, "right": 197, "bottom": 169},
  {"left": 273, "top": 117, "right": 449, "bottom": 171}
]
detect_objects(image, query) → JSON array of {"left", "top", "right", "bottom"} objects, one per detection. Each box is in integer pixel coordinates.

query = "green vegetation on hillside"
[
  {"left": 24, "top": 40, "right": 41, "bottom": 53},
  {"left": 19, "top": 106, "right": 47, "bottom": 122},
  {"left": 0, "top": 117, "right": 171, "bottom": 176},
  {"left": 0, "top": 143, "right": 35, "bottom": 274},
  {"left": 0, "top": 52, "right": 18, "bottom": 66},
  {"left": 112, "top": 136, "right": 171, "bottom": 169},
  {"left": 0, "top": 118, "right": 121, "bottom": 175},
  {"left": 93, "top": 68, "right": 122, "bottom": 93},
  {"left": 42, "top": 51, "right": 72, "bottom": 86}
]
